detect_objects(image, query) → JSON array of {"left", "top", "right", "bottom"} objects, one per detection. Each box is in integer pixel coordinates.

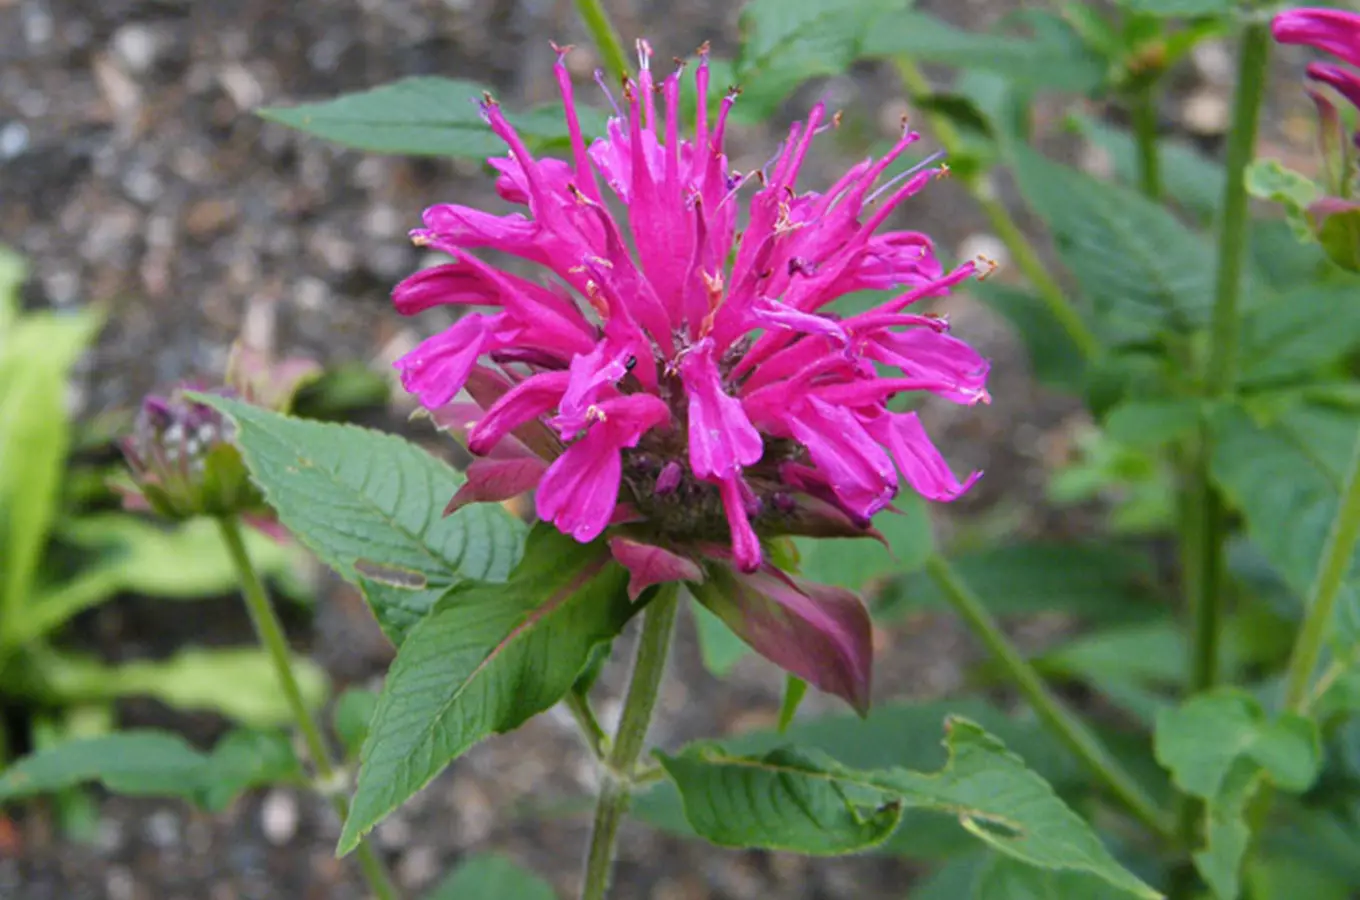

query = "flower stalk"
[
  {"left": 580, "top": 585, "right": 680, "bottom": 900},
  {"left": 215, "top": 515, "right": 400, "bottom": 900},
  {"left": 924, "top": 555, "right": 1175, "bottom": 842},
  {"left": 574, "top": 0, "right": 630, "bottom": 83}
]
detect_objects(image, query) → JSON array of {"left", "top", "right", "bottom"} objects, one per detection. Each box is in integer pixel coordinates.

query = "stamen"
[
  {"left": 866, "top": 150, "right": 947, "bottom": 204},
  {"left": 976, "top": 254, "right": 999, "bottom": 281},
  {"left": 594, "top": 69, "right": 624, "bottom": 118}
]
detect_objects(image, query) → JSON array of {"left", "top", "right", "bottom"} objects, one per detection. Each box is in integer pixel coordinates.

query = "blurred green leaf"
[
  {"left": 971, "top": 282, "right": 1088, "bottom": 392},
  {"left": 198, "top": 729, "right": 303, "bottom": 812},
  {"left": 1240, "top": 280, "right": 1360, "bottom": 387},
  {"left": 692, "top": 600, "right": 750, "bottom": 677},
  {"left": 1246, "top": 159, "right": 1319, "bottom": 241},
  {"left": 0, "top": 308, "right": 101, "bottom": 646},
  {"left": 863, "top": 11, "right": 1106, "bottom": 91},
  {"left": 333, "top": 688, "right": 379, "bottom": 760},
  {"left": 795, "top": 497, "right": 933, "bottom": 593},
  {"left": 975, "top": 854, "right": 1134, "bottom": 899},
  {"left": 660, "top": 718, "right": 1158, "bottom": 897},
  {"left": 423, "top": 854, "right": 555, "bottom": 900},
  {"left": 1069, "top": 114, "right": 1223, "bottom": 221},
  {"left": 1250, "top": 220, "right": 1334, "bottom": 292},
  {"left": 1209, "top": 403, "right": 1360, "bottom": 650},
  {"left": 0, "top": 244, "right": 24, "bottom": 330},
  {"left": 1246, "top": 854, "right": 1353, "bottom": 900},
  {"left": 1009, "top": 145, "right": 1212, "bottom": 342},
  {"left": 1104, "top": 399, "right": 1202, "bottom": 450},
  {"left": 1118, "top": 0, "right": 1234, "bottom": 14},
  {"left": 884, "top": 542, "right": 1161, "bottom": 623},
  {"left": 0, "top": 731, "right": 207, "bottom": 803},
  {"left": 259, "top": 78, "right": 606, "bottom": 158}
]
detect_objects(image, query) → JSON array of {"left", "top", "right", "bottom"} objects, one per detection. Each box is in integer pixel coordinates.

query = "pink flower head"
[
  {"left": 391, "top": 42, "right": 990, "bottom": 711},
  {"left": 1274, "top": 9, "right": 1360, "bottom": 148}
]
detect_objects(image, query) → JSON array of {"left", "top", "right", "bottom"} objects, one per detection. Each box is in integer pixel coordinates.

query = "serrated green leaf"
[
  {"left": 794, "top": 497, "right": 933, "bottom": 592},
  {"left": 259, "top": 77, "right": 605, "bottom": 158},
  {"left": 1209, "top": 403, "right": 1360, "bottom": 649},
  {"left": 884, "top": 542, "right": 1160, "bottom": 623},
  {"left": 1070, "top": 114, "right": 1223, "bottom": 222},
  {"left": 734, "top": 0, "right": 903, "bottom": 118},
  {"left": 334, "top": 688, "right": 380, "bottom": 760},
  {"left": 1241, "top": 280, "right": 1360, "bottom": 387},
  {"left": 0, "top": 731, "right": 207, "bottom": 803},
  {"left": 339, "top": 525, "right": 630, "bottom": 854},
  {"left": 862, "top": 11, "right": 1106, "bottom": 91},
  {"left": 196, "top": 395, "right": 525, "bottom": 644},
  {"left": 1118, "top": 0, "right": 1233, "bottom": 14},
  {"left": 198, "top": 729, "right": 303, "bottom": 812},
  {"left": 1009, "top": 145, "right": 1212, "bottom": 342},
  {"left": 423, "top": 853, "right": 556, "bottom": 900},
  {"left": 659, "top": 717, "right": 1159, "bottom": 898},
  {"left": 971, "top": 282, "right": 1088, "bottom": 392}
]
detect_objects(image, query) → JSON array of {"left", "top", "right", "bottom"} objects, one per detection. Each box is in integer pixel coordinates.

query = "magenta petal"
[
  {"left": 693, "top": 565, "right": 873, "bottom": 714},
  {"left": 608, "top": 537, "right": 704, "bottom": 600},
  {"left": 444, "top": 456, "right": 548, "bottom": 516},
  {"left": 536, "top": 431, "right": 624, "bottom": 542},
  {"left": 468, "top": 370, "right": 571, "bottom": 456},
  {"left": 786, "top": 397, "right": 898, "bottom": 520},
  {"left": 866, "top": 410, "right": 980, "bottom": 502},
  {"left": 680, "top": 338, "right": 763, "bottom": 480},
  {"left": 394, "top": 314, "right": 494, "bottom": 410},
  {"left": 1273, "top": 8, "right": 1360, "bottom": 68},
  {"left": 392, "top": 263, "right": 502, "bottom": 316},
  {"left": 717, "top": 475, "right": 762, "bottom": 573}
]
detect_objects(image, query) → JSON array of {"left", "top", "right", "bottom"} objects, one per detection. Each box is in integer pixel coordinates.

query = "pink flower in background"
[
  {"left": 394, "top": 42, "right": 989, "bottom": 711},
  {"left": 1273, "top": 8, "right": 1360, "bottom": 133}
]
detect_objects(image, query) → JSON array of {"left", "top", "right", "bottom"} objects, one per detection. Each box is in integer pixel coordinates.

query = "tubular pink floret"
[{"left": 389, "top": 40, "right": 988, "bottom": 573}]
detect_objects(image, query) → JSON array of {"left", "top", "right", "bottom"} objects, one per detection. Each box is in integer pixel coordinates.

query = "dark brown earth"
[{"left": 0, "top": 0, "right": 1310, "bottom": 897}]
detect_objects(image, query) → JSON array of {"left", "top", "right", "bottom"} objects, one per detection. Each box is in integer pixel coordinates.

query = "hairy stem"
[
  {"left": 566, "top": 688, "right": 610, "bottom": 761},
  {"left": 216, "top": 516, "right": 400, "bottom": 900},
  {"left": 894, "top": 56, "right": 1102, "bottom": 361},
  {"left": 580, "top": 586, "right": 680, "bottom": 900},
  {"left": 574, "top": 0, "right": 631, "bottom": 84},
  {"left": 924, "top": 555, "right": 1175, "bottom": 841}
]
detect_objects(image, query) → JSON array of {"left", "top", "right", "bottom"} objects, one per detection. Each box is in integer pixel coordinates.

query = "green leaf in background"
[
  {"left": 1239, "top": 280, "right": 1360, "bottom": 387},
  {"left": 198, "top": 729, "right": 303, "bottom": 812},
  {"left": 734, "top": 0, "right": 903, "bottom": 119},
  {"left": 1249, "top": 220, "right": 1334, "bottom": 292},
  {"left": 884, "top": 542, "right": 1160, "bottom": 624},
  {"left": 423, "top": 853, "right": 556, "bottom": 900},
  {"left": 197, "top": 395, "right": 525, "bottom": 644},
  {"left": 970, "top": 282, "right": 1088, "bottom": 392},
  {"left": 1246, "top": 853, "right": 1354, "bottom": 900},
  {"left": 1155, "top": 690, "right": 1322, "bottom": 900},
  {"left": 1069, "top": 115, "right": 1223, "bottom": 222},
  {"left": 1245, "top": 159, "right": 1320, "bottom": 242},
  {"left": 794, "top": 496, "right": 933, "bottom": 593},
  {"left": 862, "top": 11, "right": 1106, "bottom": 91},
  {"left": 1117, "top": 0, "right": 1236, "bottom": 17},
  {"left": 259, "top": 77, "right": 606, "bottom": 158},
  {"left": 692, "top": 600, "right": 751, "bottom": 677},
  {"left": 1009, "top": 145, "right": 1213, "bottom": 342},
  {"left": 0, "top": 308, "right": 101, "bottom": 650},
  {"left": 974, "top": 853, "right": 1137, "bottom": 899},
  {"left": 339, "top": 525, "right": 630, "bottom": 854},
  {"left": 0, "top": 731, "right": 207, "bottom": 803},
  {"left": 333, "top": 687, "right": 380, "bottom": 760},
  {"left": 1104, "top": 399, "right": 1202, "bottom": 451},
  {"left": 659, "top": 717, "right": 1158, "bottom": 898},
  {"left": 36, "top": 648, "right": 328, "bottom": 729},
  {"left": 1209, "top": 403, "right": 1360, "bottom": 649},
  {"left": 0, "top": 244, "right": 23, "bottom": 329}
]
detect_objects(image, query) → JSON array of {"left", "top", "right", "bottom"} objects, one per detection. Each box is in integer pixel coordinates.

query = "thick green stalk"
[
  {"left": 216, "top": 517, "right": 400, "bottom": 900},
  {"left": 1131, "top": 85, "right": 1162, "bottom": 201},
  {"left": 894, "top": 56, "right": 1102, "bottom": 361},
  {"left": 574, "top": 0, "right": 630, "bottom": 84},
  {"left": 580, "top": 586, "right": 680, "bottom": 900},
  {"left": 924, "top": 555, "right": 1175, "bottom": 842}
]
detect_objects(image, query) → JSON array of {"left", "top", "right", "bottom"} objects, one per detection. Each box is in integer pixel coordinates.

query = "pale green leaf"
[
  {"left": 659, "top": 717, "right": 1159, "bottom": 898},
  {"left": 692, "top": 600, "right": 751, "bottom": 676},
  {"left": 334, "top": 688, "right": 380, "bottom": 759},
  {"left": 260, "top": 77, "right": 605, "bottom": 158},
  {"left": 198, "top": 729, "right": 303, "bottom": 812},
  {"left": 339, "top": 525, "right": 630, "bottom": 854},
  {"left": 1069, "top": 114, "right": 1223, "bottom": 221},
  {"left": 1009, "top": 145, "right": 1212, "bottom": 342},
  {"left": 0, "top": 731, "right": 207, "bottom": 802},
  {"left": 1118, "top": 0, "right": 1233, "bottom": 14},
  {"left": 422, "top": 853, "right": 555, "bottom": 900},
  {"left": 196, "top": 395, "right": 525, "bottom": 644}
]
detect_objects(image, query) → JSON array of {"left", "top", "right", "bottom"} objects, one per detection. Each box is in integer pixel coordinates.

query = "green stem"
[
  {"left": 216, "top": 516, "right": 400, "bottom": 900},
  {"left": 1131, "top": 85, "right": 1161, "bottom": 201},
  {"left": 1284, "top": 429, "right": 1360, "bottom": 711},
  {"left": 580, "top": 586, "right": 680, "bottom": 900},
  {"left": 574, "top": 0, "right": 631, "bottom": 84},
  {"left": 566, "top": 688, "right": 610, "bottom": 761},
  {"left": 1205, "top": 22, "right": 1269, "bottom": 397},
  {"left": 924, "top": 555, "right": 1175, "bottom": 842},
  {"left": 894, "top": 56, "right": 1102, "bottom": 362}
]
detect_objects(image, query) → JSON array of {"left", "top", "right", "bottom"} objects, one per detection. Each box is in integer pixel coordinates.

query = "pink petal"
[
  {"left": 536, "top": 430, "right": 624, "bottom": 542},
  {"left": 392, "top": 263, "right": 502, "bottom": 316},
  {"left": 394, "top": 313, "right": 494, "bottom": 410},
  {"left": 1273, "top": 9, "right": 1360, "bottom": 68},
  {"left": 717, "top": 474, "right": 762, "bottom": 573},
  {"left": 693, "top": 565, "right": 874, "bottom": 715},
  {"left": 680, "top": 338, "right": 763, "bottom": 481},
  {"left": 445, "top": 457, "right": 549, "bottom": 515},
  {"left": 786, "top": 398, "right": 898, "bottom": 520},
  {"left": 864, "top": 327, "right": 990, "bottom": 405},
  {"left": 608, "top": 537, "right": 704, "bottom": 600},
  {"left": 864, "top": 410, "right": 980, "bottom": 502},
  {"left": 468, "top": 370, "right": 571, "bottom": 456}
]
